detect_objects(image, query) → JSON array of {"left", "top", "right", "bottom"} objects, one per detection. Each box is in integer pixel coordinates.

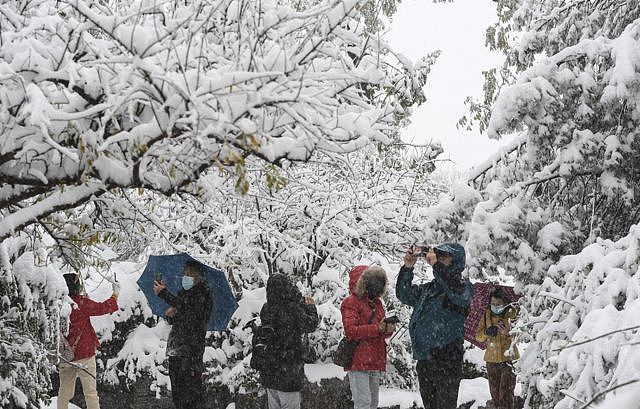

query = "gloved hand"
[
  {"left": 112, "top": 281, "right": 121, "bottom": 297},
  {"left": 485, "top": 326, "right": 499, "bottom": 337}
]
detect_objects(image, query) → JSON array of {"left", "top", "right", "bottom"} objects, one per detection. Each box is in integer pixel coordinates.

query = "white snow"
[
  {"left": 41, "top": 398, "right": 81, "bottom": 409},
  {"left": 304, "top": 363, "right": 346, "bottom": 383}
]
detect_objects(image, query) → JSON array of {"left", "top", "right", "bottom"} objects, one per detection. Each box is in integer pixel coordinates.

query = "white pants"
[
  {"left": 267, "top": 388, "right": 301, "bottom": 409},
  {"left": 57, "top": 355, "right": 100, "bottom": 409},
  {"left": 348, "top": 371, "right": 381, "bottom": 409}
]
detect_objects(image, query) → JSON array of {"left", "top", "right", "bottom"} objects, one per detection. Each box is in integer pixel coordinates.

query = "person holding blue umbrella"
[{"left": 153, "top": 260, "right": 212, "bottom": 409}]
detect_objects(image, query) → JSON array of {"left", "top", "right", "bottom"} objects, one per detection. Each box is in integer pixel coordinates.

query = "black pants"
[
  {"left": 416, "top": 342, "right": 463, "bottom": 409},
  {"left": 487, "top": 362, "right": 516, "bottom": 409},
  {"left": 168, "top": 356, "right": 205, "bottom": 409}
]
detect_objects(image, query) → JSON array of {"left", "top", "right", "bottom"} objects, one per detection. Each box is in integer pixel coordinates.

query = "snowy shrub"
[
  {"left": 0, "top": 243, "right": 67, "bottom": 408},
  {"left": 517, "top": 224, "right": 640, "bottom": 408}
]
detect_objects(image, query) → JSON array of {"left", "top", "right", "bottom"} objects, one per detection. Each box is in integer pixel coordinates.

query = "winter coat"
[
  {"left": 67, "top": 294, "right": 118, "bottom": 361},
  {"left": 259, "top": 274, "right": 319, "bottom": 392},
  {"left": 158, "top": 281, "right": 212, "bottom": 368},
  {"left": 475, "top": 307, "right": 520, "bottom": 363},
  {"left": 395, "top": 243, "right": 473, "bottom": 361},
  {"left": 340, "top": 265, "right": 388, "bottom": 372}
]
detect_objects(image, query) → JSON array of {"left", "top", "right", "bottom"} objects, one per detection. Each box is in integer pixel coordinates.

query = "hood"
[
  {"left": 348, "top": 265, "right": 369, "bottom": 294},
  {"left": 348, "top": 265, "right": 387, "bottom": 297},
  {"left": 266, "top": 274, "right": 302, "bottom": 305},
  {"left": 434, "top": 242, "right": 466, "bottom": 274}
]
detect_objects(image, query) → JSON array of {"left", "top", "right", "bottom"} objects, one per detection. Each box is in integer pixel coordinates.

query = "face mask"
[
  {"left": 366, "top": 277, "right": 386, "bottom": 299},
  {"left": 433, "top": 262, "right": 449, "bottom": 274},
  {"left": 491, "top": 305, "right": 506, "bottom": 315},
  {"left": 182, "top": 276, "right": 195, "bottom": 290}
]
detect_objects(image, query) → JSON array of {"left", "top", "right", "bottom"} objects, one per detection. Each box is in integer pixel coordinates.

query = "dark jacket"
[
  {"left": 396, "top": 243, "right": 473, "bottom": 360},
  {"left": 259, "top": 274, "right": 319, "bottom": 392},
  {"left": 158, "top": 281, "right": 212, "bottom": 367},
  {"left": 341, "top": 265, "right": 388, "bottom": 371}
]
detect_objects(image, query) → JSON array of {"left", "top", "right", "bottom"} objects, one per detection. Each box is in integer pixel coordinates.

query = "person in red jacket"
[
  {"left": 341, "top": 265, "right": 395, "bottom": 409},
  {"left": 57, "top": 273, "right": 119, "bottom": 409}
]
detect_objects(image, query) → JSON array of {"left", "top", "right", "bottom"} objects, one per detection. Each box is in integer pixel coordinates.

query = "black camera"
[
  {"left": 383, "top": 315, "right": 400, "bottom": 324},
  {"left": 416, "top": 246, "right": 432, "bottom": 257}
]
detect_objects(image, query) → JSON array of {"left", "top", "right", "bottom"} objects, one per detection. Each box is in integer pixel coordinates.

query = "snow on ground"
[
  {"left": 379, "top": 388, "right": 422, "bottom": 408},
  {"left": 458, "top": 378, "right": 492, "bottom": 409},
  {"left": 41, "top": 398, "right": 81, "bottom": 409},
  {"left": 304, "top": 363, "right": 346, "bottom": 383},
  {"left": 305, "top": 363, "right": 491, "bottom": 409}
]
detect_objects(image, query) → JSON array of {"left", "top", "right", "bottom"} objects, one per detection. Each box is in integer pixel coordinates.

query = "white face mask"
[
  {"left": 182, "top": 276, "right": 194, "bottom": 290},
  {"left": 491, "top": 304, "right": 506, "bottom": 315}
]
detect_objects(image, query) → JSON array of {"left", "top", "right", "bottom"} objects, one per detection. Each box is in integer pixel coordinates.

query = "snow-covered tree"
[
  {"left": 0, "top": 239, "right": 67, "bottom": 409},
  {"left": 95, "top": 141, "right": 448, "bottom": 396},
  {"left": 450, "top": 0, "right": 640, "bottom": 407},
  {"left": 1, "top": 0, "right": 439, "bottom": 406},
  {"left": 0, "top": 0, "right": 433, "bottom": 241}
]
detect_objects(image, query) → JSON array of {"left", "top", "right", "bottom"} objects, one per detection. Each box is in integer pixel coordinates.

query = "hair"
[
  {"left": 490, "top": 288, "right": 509, "bottom": 304},
  {"left": 63, "top": 273, "right": 81, "bottom": 296},
  {"left": 354, "top": 266, "right": 388, "bottom": 297},
  {"left": 185, "top": 260, "right": 203, "bottom": 276}
]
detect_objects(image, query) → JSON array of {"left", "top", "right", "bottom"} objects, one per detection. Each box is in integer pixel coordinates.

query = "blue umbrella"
[{"left": 137, "top": 253, "right": 238, "bottom": 331}]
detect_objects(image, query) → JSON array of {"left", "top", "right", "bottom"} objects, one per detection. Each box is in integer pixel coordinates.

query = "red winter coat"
[
  {"left": 67, "top": 294, "right": 118, "bottom": 361},
  {"left": 340, "top": 265, "right": 387, "bottom": 372}
]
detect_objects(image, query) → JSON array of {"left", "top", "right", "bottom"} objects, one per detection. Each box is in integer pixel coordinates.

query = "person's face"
[
  {"left": 436, "top": 252, "right": 453, "bottom": 266},
  {"left": 490, "top": 296, "right": 505, "bottom": 308}
]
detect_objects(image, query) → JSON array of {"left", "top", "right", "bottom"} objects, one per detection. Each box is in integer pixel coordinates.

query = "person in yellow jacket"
[{"left": 475, "top": 289, "right": 519, "bottom": 409}]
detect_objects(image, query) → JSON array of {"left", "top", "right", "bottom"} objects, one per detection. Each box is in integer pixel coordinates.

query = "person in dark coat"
[
  {"left": 153, "top": 260, "right": 212, "bottom": 409},
  {"left": 58, "top": 273, "right": 119, "bottom": 409},
  {"left": 396, "top": 243, "right": 473, "bottom": 409},
  {"left": 259, "top": 274, "right": 319, "bottom": 409},
  {"left": 341, "top": 265, "right": 395, "bottom": 409}
]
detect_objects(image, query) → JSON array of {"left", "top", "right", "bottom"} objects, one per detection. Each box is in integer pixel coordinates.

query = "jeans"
[
  {"left": 57, "top": 355, "right": 99, "bottom": 409},
  {"left": 348, "top": 371, "right": 381, "bottom": 409},
  {"left": 266, "top": 389, "right": 301, "bottom": 409}
]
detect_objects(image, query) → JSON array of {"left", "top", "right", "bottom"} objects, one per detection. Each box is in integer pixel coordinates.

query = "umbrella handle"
[{"left": 388, "top": 323, "right": 408, "bottom": 343}]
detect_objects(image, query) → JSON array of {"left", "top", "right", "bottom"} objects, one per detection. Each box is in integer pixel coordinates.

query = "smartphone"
[
  {"left": 383, "top": 315, "right": 400, "bottom": 324},
  {"left": 417, "top": 246, "right": 432, "bottom": 257}
]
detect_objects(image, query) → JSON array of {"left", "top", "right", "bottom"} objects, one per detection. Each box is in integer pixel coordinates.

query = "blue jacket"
[{"left": 396, "top": 243, "right": 473, "bottom": 360}]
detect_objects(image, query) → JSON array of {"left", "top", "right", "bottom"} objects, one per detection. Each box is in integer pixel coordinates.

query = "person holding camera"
[
  {"left": 341, "top": 265, "right": 395, "bottom": 409},
  {"left": 258, "top": 273, "right": 319, "bottom": 409},
  {"left": 396, "top": 243, "right": 473, "bottom": 409},
  {"left": 153, "top": 261, "right": 212, "bottom": 409}
]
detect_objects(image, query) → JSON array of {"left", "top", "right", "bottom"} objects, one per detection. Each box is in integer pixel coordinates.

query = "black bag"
[
  {"left": 333, "top": 306, "right": 376, "bottom": 368},
  {"left": 333, "top": 337, "right": 359, "bottom": 367},
  {"left": 250, "top": 324, "right": 276, "bottom": 371}
]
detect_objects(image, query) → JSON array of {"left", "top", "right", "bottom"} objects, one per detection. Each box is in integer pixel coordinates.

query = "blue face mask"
[
  {"left": 182, "top": 276, "right": 194, "bottom": 290},
  {"left": 491, "top": 304, "right": 506, "bottom": 315}
]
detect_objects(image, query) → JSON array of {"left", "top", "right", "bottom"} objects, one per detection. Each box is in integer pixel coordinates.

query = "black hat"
[{"left": 63, "top": 273, "right": 81, "bottom": 296}]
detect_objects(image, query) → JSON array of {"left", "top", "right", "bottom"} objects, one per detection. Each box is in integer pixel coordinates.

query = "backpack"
[
  {"left": 58, "top": 312, "right": 86, "bottom": 364},
  {"left": 58, "top": 330, "right": 76, "bottom": 362},
  {"left": 249, "top": 324, "right": 277, "bottom": 371}
]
